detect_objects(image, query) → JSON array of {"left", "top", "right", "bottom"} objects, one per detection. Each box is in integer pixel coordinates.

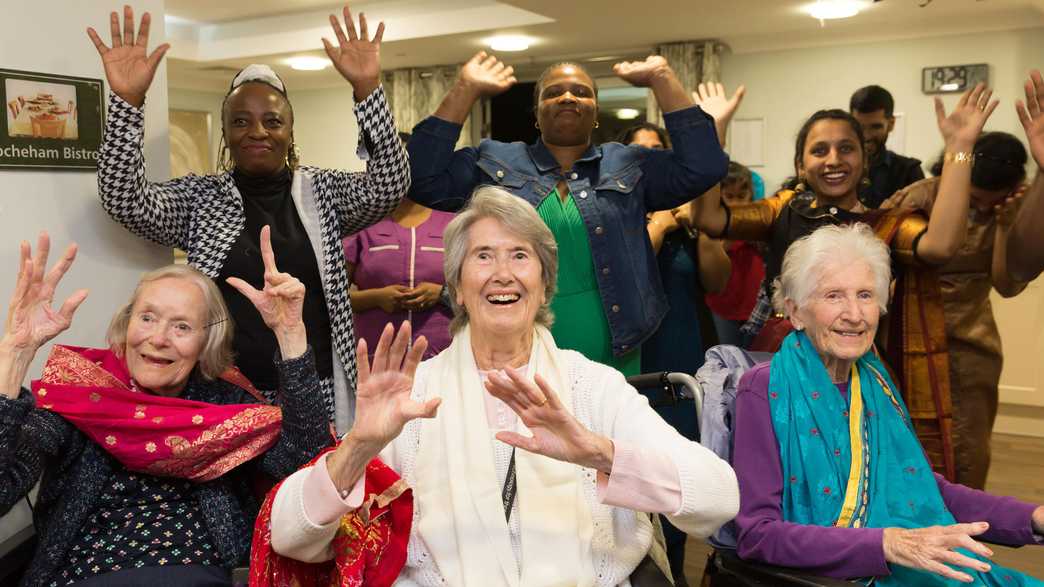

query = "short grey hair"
[
  {"left": 107, "top": 264, "right": 235, "bottom": 380},
  {"left": 443, "top": 186, "right": 558, "bottom": 335},
  {"left": 772, "top": 223, "right": 891, "bottom": 316}
]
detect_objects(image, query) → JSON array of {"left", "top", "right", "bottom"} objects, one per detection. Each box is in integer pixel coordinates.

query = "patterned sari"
[
  {"left": 768, "top": 331, "right": 1041, "bottom": 586},
  {"left": 249, "top": 448, "right": 413, "bottom": 587},
  {"left": 30, "top": 344, "right": 282, "bottom": 482}
]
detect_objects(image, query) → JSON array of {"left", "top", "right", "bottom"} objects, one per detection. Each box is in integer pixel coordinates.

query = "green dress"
[{"left": 537, "top": 188, "right": 641, "bottom": 376}]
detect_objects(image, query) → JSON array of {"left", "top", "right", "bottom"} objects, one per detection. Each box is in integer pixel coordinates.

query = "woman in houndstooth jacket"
[{"left": 88, "top": 5, "right": 410, "bottom": 434}]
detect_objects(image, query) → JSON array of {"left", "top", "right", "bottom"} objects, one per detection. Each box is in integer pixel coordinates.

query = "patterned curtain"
[
  {"left": 382, "top": 66, "right": 476, "bottom": 147},
  {"left": 646, "top": 40, "right": 722, "bottom": 126}
]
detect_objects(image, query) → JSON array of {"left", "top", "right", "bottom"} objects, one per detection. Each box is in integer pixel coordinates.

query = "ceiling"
[{"left": 164, "top": 0, "right": 1044, "bottom": 92}]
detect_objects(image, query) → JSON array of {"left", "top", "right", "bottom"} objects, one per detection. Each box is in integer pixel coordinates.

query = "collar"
[{"left": 527, "top": 138, "right": 601, "bottom": 174}]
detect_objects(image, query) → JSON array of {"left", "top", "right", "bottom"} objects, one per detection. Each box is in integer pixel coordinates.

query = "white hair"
[
  {"left": 442, "top": 186, "right": 558, "bottom": 335},
  {"left": 772, "top": 223, "right": 892, "bottom": 316}
]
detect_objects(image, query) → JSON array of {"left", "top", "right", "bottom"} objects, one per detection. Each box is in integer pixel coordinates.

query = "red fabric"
[
  {"left": 30, "top": 345, "right": 282, "bottom": 482},
  {"left": 250, "top": 448, "right": 413, "bottom": 587},
  {"left": 705, "top": 241, "right": 765, "bottom": 321},
  {"left": 748, "top": 317, "right": 793, "bottom": 353}
]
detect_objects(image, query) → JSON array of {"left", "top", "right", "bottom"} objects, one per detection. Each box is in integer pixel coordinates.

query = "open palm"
[
  {"left": 460, "top": 52, "right": 517, "bottom": 97},
  {"left": 4, "top": 234, "right": 87, "bottom": 353},
  {"left": 86, "top": 6, "right": 169, "bottom": 107},
  {"left": 1016, "top": 70, "right": 1044, "bottom": 169},
  {"left": 323, "top": 4, "right": 383, "bottom": 98},
  {"left": 351, "top": 322, "right": 440, "bottom": 447},
  {"left": 935, "top": 83, "right": 998, "bottom": 148}
]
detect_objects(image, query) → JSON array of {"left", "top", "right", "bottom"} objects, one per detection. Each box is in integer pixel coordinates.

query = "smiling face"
[
  {"left": 456, "top": 217, "right": 546, "bottom": 343},
  {"left": 223, "top": 82, "right": 293, "bottom": 176},
  {"left": 535, "top": 64, "right": 598, "bottom": 148},
  {"left": 124, "top": 278, "right": 207, "bottom": 397},
  {"left": 786, "top": 260, "right": 880, "bottom": 379},
  {"left": 851, "top": 109, "right": 894, "bottom": 159},
  {"left": 798, "top": 119, "right": 865, "bottom": 206}
]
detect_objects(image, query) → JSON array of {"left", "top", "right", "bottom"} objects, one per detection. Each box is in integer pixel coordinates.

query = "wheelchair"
[{"left": 626, "top": 369, "right": 855, "bottom": 587}]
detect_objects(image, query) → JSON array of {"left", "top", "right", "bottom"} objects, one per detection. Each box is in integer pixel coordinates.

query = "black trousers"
[{"left": 71, "top": 565, "right": 232, "bottom": 587}]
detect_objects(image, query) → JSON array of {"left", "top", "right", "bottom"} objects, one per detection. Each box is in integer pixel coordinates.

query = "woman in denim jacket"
[{"left": 406, "top": 52, "right": 729, "bottom": 374}]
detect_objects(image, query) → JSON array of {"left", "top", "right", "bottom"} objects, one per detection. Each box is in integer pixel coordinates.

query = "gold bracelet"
[{"left": 944, "top": 151, "right": 975, "bottom": 165}]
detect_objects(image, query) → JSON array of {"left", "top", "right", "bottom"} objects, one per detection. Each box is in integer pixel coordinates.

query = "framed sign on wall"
[
  {"left": 922, "top": 63, "right": 989, "bottom": 95},
  {"left": 0, "top": 68, "right": 104, "bottom": 170}
]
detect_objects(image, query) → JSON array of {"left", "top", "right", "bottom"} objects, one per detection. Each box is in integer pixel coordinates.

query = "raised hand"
[
  {"left": 935, "top": 83, "right": 998, "bottom": 150},
  {"left": 323, "top": 4, "right": 384, "bottom": 101},
  {"left": 882, "top": 523, "right": 994, "bottom": 583},
  {"left": 349, "top": 322, "right": 439, "bottom": 451},
  {"left": 613, "top": 55, "right": 671, "bottom": 88},
  {"left": 486, "top": 368, "right": 614, "bottom": 473},
  {"left": 692, "top": 82, "right": 746, "bottom": 146},
  {"left": 86, "top": 6, "right": 169, "bottom": 108},
  {"left": 1016, "top": 70, "right": 1044, "bottom": 170},
  {"left": 3, "top": 233, "right": 87, "bottom": 355},
  {"left": 226, "top": 226, "right": 306, "bottom": 358},
  {"left": 459, "top": 52, "right": 517, "bottom": 98}
]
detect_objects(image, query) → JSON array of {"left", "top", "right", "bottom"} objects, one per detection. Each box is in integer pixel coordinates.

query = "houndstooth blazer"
[{"left": 97, "top": 87, "right": 410, "bottom": 432}]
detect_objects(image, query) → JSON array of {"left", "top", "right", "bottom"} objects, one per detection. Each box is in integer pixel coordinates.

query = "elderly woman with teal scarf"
[{"left": 732, "top": 223, "right": 1043, "bottom": 585}]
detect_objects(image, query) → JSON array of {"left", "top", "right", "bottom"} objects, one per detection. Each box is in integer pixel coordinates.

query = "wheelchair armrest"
[{"left": 714, "top": 549, "right": 855, "bottom": 587}]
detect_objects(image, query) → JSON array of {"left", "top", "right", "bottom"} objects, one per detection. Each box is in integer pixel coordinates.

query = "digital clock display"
[{"left": 922, "top": 64, "right": 989, "bottom": 94}]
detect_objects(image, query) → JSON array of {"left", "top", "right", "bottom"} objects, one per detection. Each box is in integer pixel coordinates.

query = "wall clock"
[{"left": 922, "top": 63, "right": 989, "bottom": 94}]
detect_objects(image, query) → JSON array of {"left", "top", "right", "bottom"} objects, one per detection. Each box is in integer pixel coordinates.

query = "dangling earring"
[
  {"left": 217, "top": 136, "right": 233, "bottom": 173},
  {"left": 795, "top": 176, "right": 806, "bottom": 192},
  {"left": 534, "top": 121, "right": 540, "bottom": 129},
  {"left": 593, "top": 121, "right": 600, "bottom": 129}
]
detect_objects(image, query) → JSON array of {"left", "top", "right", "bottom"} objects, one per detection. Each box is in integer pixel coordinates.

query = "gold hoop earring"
[{"left": 593, "top": 121, "right": 600, "bottom": 129}]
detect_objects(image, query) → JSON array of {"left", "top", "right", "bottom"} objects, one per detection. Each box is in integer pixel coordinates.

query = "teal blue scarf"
[{"left": 769, "top": 330, "right": 1041, "bottom": 586}]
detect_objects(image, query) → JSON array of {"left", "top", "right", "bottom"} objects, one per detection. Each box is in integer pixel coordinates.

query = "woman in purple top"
[
  {"left": 732, "top": 223, "right": 1043, "bottom": 585},
  {"left": 343, "top": 193, "right": 454, "bottom": 360}
]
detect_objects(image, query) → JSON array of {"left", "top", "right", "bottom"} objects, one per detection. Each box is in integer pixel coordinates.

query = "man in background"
[{"left": 850, "top": 84, "right": 925, "bottom": 208}]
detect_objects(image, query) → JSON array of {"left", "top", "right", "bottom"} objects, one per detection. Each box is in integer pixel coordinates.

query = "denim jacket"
[{"left": 407, "top": 105, "right": 728, "bottom": 356}]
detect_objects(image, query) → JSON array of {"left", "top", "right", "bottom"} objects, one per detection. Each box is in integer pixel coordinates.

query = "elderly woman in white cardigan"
[{"left": 267, "top": 186, "right": 739, "bottom": 586}]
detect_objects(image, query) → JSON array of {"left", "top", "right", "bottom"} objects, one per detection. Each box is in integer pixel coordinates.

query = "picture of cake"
[{"left": 5, "top": 79, "right": 79, "bottom": 140}]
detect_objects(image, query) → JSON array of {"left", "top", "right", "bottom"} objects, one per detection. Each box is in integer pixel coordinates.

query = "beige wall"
[{"left": 721, "top": 28, "right": 1044, "bottom": 437}]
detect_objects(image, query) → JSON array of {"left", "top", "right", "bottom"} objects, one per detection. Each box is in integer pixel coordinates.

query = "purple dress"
[
  {"left": 343, "top": 211, "right": 455, "bottom": 360},
  {"left": 732, "top": 362, "right": 1041, "bottom": 579}
]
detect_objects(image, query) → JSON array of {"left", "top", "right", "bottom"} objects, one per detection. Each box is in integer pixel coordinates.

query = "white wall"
[
  {"left": 289, "top": 86, "right": 366, "bottom": 171},
  {"left": 0, "top": 0, "right": 172, "bottom": 553},
  {"left": 721, "top": 28, "right": 1043, "bottom": 191}
]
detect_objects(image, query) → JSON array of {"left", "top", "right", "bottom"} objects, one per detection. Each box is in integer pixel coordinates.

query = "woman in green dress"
[{"left": 406, "top": 52, "right": 737, "bottom": 374}]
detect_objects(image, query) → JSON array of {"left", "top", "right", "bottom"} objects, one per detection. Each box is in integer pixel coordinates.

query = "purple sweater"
[{"left": 733, "top": 362, "right": 1041, "bottom": 579}]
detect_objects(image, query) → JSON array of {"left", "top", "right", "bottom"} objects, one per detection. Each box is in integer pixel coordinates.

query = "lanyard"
[{"left": 502, "top": 448, "right": 517, "bottom": 522}]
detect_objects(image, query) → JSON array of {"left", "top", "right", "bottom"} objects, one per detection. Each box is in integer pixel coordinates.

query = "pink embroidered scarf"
[{"left": 30, "top": 345, "right": 282, "bottom": 482}]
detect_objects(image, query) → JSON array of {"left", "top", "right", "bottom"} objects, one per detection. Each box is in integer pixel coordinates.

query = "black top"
[
  {"left": 859, "top": 149, "right": 925, "bottom": 209},
  {"left": 765, "top": 192, "right": 891, "bottom": 298},
  {"left": 52, "top": 469, "right": 220, "bottom": 585},
  {"left": 218, "top": 168, "right": 333, "bottom": 390}
]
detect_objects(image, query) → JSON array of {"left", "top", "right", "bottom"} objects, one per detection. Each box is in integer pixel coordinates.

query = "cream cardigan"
[{"left": 271, "top": 349, "right": 739, "bottom": 586}]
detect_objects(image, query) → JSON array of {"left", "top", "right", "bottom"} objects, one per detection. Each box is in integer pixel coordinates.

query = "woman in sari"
[
  {"left": 690, "top": 84, "right": 998, "bottom": 479},
  {"left": 255, "top": 187, "right": 739, "bottom": 586},
  {"left": 732, "top": 223, "right": 1043, "bottom": 585},
  {"left": 0, "top": 228, "right": 331, "bottom": 586}
]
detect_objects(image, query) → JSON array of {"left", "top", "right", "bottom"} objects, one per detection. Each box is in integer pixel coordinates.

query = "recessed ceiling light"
[
  {"left": 615, "top": 108, "right": 641, "bottom": 120},
  {"left": 806, "top": 0, "right": 864, "bottom": 20},
  {"left": 285, "top": 56, "right": 329, "bottom": 71},
  {"left": 487, "top": 35, "right": 532, "bottom": 52}
]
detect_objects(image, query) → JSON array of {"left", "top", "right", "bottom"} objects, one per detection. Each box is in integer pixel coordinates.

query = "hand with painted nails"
[
  {"left": 86, "top": 5, "right": 170, "bottom": 108},
  {"left": 485, "top": 368, "right": 615, "bottom": 474}
]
